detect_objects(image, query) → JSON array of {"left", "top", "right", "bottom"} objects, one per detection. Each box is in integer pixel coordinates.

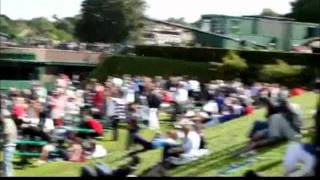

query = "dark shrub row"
[{"left": 135, "top": 45, "right": 320, "bottom": 66}]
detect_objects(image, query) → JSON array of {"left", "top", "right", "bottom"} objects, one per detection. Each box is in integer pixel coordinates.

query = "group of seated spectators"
[{"left": 0, "top": 73, "right": 314, "bottom": 177}]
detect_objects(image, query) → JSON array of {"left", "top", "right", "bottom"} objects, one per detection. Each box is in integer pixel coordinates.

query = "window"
[
  {"left": 230, "top": 20, "right": 240, "bottom": 34},
  {"left": 306, "top": 27, "right": 320, "bottom": 38},
  {"left": 211, "top": 19, "right": 223, "bottom": 33}
]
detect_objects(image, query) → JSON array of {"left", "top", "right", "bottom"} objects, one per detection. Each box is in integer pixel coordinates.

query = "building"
[
  {"left": 0, "top": 47, "right": 103, "bottom": 91},
  {"left": 142, "top": 17, "right": 272, "bottom": 50},
  {"left": 198, "top": 14, "right": 320, "bottom": 51},
  {"left": 141, "top": 18, "right": 195, "bottom": 46}
]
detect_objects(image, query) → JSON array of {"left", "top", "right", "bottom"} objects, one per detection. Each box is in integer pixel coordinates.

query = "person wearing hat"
[{"left": 1, "top": 109, "right": 18, "bottom": 177}]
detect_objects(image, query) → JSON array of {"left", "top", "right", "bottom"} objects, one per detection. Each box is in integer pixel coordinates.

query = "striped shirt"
[{"left": 108, "top": 97, "right": 127, "bottom": 120}]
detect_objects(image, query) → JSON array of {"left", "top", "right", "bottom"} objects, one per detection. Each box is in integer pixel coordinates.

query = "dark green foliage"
[
  {"left": 0, "top": 15, "right": 76, "bottom": 42},
  {"left": 135, "top": 45, "right": 320, "bottom": 66},
  {"left": 216, "top": 51, "right": 248, "bottom": 80},
  {"left": 260, "top": 8, "right": 281, "bottom": 17},
  {"left": 90, "top": 55, "right": 213, "bottom": 82},
  {"left": 258, "top": 60, "right": 305, "bottom": 87},
  {"left": 75, "top": 0, "right": 145, "bottom": 43},
  {"left": 287, "top": 0, "right": 320, "bottom": 23}
]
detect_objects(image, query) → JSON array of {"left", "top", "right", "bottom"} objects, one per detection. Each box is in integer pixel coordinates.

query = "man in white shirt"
[
  {"left": 172, "top": 82, "right": 189, "bottom": 122},
  {"left": 174, "top": 83, "right": 189, "bottom": 104},
  {"left": 181, "top": 125, "right": 201, "bottom": 157}
]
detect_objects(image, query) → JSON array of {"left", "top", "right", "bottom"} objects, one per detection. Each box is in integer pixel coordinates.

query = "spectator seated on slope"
[
  {"left": 284, "top": 143, "right": 316, "bottom": 177},
  {"left": 37, "top": 135, "right": 85, "bottom": 164},
  {"left": 165, "top": 124, "right": 210, "bottom": 165},
  {"left": 235, "top": 98, "right": 303, "bottom": 157},
  {"left": 78, "top": 110, "right": 104, "bottom": 138},
  {"left": 128, "top": 130, "right": 179, "bottom": 156}
]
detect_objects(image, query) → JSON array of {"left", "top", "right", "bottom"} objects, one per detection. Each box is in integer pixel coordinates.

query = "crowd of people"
[{"left": 0, "top": 73, "right": 318, "bottom": 177}]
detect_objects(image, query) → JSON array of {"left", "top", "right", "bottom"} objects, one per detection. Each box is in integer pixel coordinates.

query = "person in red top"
[
  {"left": 162, "top": 91, "right": 173, "bottom": 103},
  {"left": 12, "top": 97, "right": 26, "bottom": 120},
  {"left": 81, "top": 110, "right": 104, "bottom": 138}
]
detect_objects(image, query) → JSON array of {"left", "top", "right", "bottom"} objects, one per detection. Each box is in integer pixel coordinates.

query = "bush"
[
  {"left": 216, "top": 51, "right": 248, "bottom": 80},
  {"left": 259, "top": 60, "right": 305, "bottom": 87},
  {"left": 135, "top": 45, "right": 320, "bottom": 66},
  {"left": 90, "top": 55, "right": 213, "bottom": 82}
]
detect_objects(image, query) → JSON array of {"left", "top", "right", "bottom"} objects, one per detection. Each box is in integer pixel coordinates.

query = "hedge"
[
  {"left": 135, "top": 45, "right": 320, "bottom": 66},
  {"left": 90, "top": 55, "right": 213, "bottom": 82},
  {"left": 0, "top": 52, "right": 36, "bottom": 60}
]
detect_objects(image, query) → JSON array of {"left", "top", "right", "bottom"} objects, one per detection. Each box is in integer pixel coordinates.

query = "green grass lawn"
[{"left": 12, "top": 92, "right": 318, "bottom": 177}]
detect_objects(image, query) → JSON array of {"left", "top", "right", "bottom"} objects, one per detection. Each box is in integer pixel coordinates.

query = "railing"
[
  {"left": 0, "top": 80, "right": 37, "bottom": 91},
  {"left": 0, "top": 52, "right": 36, "bottom": 60}
]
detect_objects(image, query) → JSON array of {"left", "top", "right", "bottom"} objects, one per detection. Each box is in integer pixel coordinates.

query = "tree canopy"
[
  {"left": 75, "top": 0, "right": 146, "bottom": 43},
  {"left": 260, "top": 8, "right": 280, "bottom": 17},
  {"left": 0, "top": 15, "right": 76, "bottom": 42},
  {"left": 287, "top": 0, "right": 320, "bottom": 23}
]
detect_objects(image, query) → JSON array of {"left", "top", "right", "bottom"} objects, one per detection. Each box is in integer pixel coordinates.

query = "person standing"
[
  {"left": 1, "top": 109, "right": 18, "bottom": 177},
  {"left": 107, "top": 88, "right": 127, "bottom": 141}
]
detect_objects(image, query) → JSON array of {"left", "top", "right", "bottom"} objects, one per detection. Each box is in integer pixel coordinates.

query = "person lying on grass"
[
  {"left": 283, "top": 143, "right": 316, "bottom": 177},
  {"left": 235, "top": 97, "right": 303, "bottom": 157},
  {"left": 283, "top": 93, "right": 320, "bottom": 177},
  {"left": 127, "top": 130, "right": 179, "bottom": 156}
]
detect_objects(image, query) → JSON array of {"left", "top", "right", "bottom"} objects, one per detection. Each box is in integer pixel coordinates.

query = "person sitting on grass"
[
  {"left": 37, "top": 133, "right": 85, "bottom": 164},
  {"left": 283, "top": 143, "right": 316, "bottom": 177},
  {"left": 127, "top": 130, "right": 179, "bottom": 156},
  {"left": 235, "top": 97, "right": 302, "bottom": 157},
  {"left": 78, "top": 110, "right": 104, "bottom": 138},
  {"left": 284, "top": 92, "right": 320, "bottom": 177},
  {"left": 163, "top": 123, "right": 206, "bottom": 165}
]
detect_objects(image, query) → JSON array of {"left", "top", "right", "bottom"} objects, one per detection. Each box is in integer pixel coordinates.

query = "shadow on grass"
[
  {"left": 168, "top": 141, "right": 247, "bottom": 175},
  {"left": 255, "top": 160, "right": 282, "bottom": 172}
]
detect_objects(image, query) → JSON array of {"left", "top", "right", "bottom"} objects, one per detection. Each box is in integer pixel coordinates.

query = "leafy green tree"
[
  {"left": 29, "top": 17, "right": 56, "bottom": 34},
  {"left": 260, "top": 8, "right": 280, "bottom": 17},
  {"left": 217, "top": 51, "right": 248, "bottom": 80},
  {"left": 53, "top": 16, "right": 77, "bottom": 35},
  {"left": 287, "top": 0, "right": 320, "bottom": 23},
  {"left": 0, "top": 15, "right": 12, "bottom": 34},
  {"left": 75, "top": 0, "right": 146, "bottom": 43}
]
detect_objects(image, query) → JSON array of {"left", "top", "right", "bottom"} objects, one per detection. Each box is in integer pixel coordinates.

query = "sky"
[{"left": 1, "top": 0, "right": 295, "bottom": 22}]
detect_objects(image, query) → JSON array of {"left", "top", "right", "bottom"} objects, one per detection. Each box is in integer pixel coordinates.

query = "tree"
[
  {"left": 54, "top": 17, "right": 77, "bottom": 35},
  {"left": 28, "top": 17, "right": 55, "bottom": 35},
  {"left": 75, "top": 0, "right": 146, "bottom": 43},
  {"left": 287, "top": 0, "right": 320, "bottom": 23},
  {"left": 0, "top": 15, "right": 11, "bottom": 34},
  {"left": 260, "top": 8, "right": 280, "bottom": 17}
]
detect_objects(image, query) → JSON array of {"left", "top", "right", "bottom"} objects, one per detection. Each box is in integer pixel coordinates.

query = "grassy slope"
[{"left": 14, "top": 92, "right": 318, "bottom": 177}]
